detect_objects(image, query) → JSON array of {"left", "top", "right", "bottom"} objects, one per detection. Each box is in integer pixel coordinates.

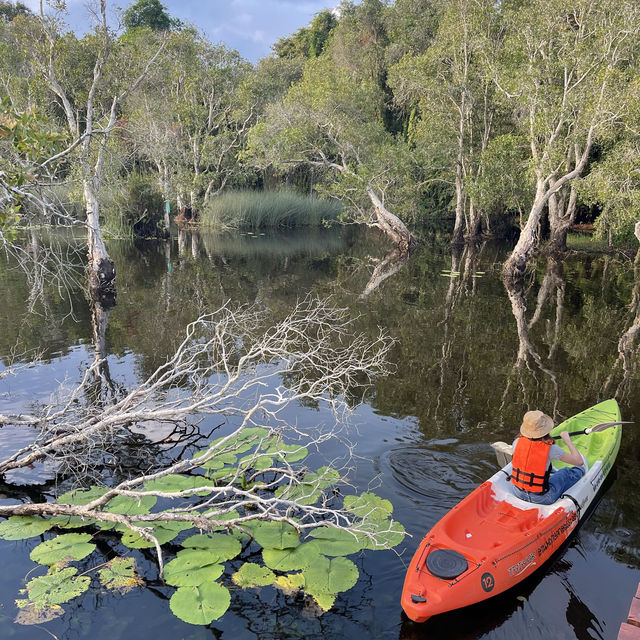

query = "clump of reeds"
[{"left": 199, "top": 190, "right": 342, "bottom": 230}]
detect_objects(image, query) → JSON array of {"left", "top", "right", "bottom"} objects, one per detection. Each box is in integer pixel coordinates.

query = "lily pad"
[
  {"left": 274, "top": 572, "right": 306, "bottom": 594},
  {"left": 180, "top": 533, "right": 241, "bottom": 561},
  {"left": 30, "top": 534, "right": 95, "bottom": 565},
  {"left": 343, "top": 493, "right": 393, "bottom": 521},
  {"left": 164, "top": 549, "right": 225, "bottom": 586},
  {"left": 169, "top": 582, "right": 230, "bottom": 625},
  {"left": 238, "top": 453, "right": 274, "bottom": 471},
  {"left": 356, "top": 520, "right": 406, "bottom": 549},
  {"left": 106, "top": 494, "right": 157, "bottom": 515},
  {"left": 56, "top": 487, "right": 109, "bottom": 506},
  {"left": 275, "top": 466, "right": 340, "bottom": 506},
  {"left": 21, "top": 567, "right": 90, "bottom": 607},
  {"left": 0, "top": 516, "right": 54, "bottom": 540},
  {"left": 306, "top": 588, "right": 337, "bottom": 611},
  {"left": 249, "top": 520, "right": 300, "bottom": 550},
  {"left": 302, "top": 556, "right": 359, "bottom": 596},
  {"left": 262, "top": 542, "right": 323, "bottom": 572},
  {"left": 48, "top": 515, "right": 97, "bottom": 530},
  {"left": 195, "top": 452, "right": 237, "bottom": 471},
  {"left": 232, "top": 563, "right": 276, "bottom": 588},
  {"left": 119, "top": 520, "right": 193, "bottom": 549},
  {"left": 308, "top": 527, "right": 362, "bottom": 556},
  {"left": 143, "top": 474, "right": 213, "bottom": 496},
  {"left": 267, "top": 442, "right": 309, "bottom": 463},
  {"left": 98, "top": 557, "right": 143, "bottom": 593}
]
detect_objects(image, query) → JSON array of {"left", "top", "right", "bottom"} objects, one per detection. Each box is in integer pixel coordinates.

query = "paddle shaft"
[{"left": 551, "top": 420, "right": 632, "bottom": 440}]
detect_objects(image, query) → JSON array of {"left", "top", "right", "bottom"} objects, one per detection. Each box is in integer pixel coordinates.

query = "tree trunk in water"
[
  {"left": 366, "top": 186, "right": 417, "bottom": 253},
  {"left": 502, "top": 180, "right": 547, "bottom": 280},
  {"left": 546, "top": 185, "right": 577, "bottom": 254},
  {"left": 465, "top": 200, "right": 482, "bottom": 241},
  {"left": 84, "top": 179, "right": 115, "bottom": 304},
  {"left": 452, "top": 162, "right": 465, "bottom": 244}
]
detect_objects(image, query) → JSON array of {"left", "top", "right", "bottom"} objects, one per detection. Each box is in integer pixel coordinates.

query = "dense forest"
[{"left": 2, "top": 0, "right": 640, "bottom": 293}]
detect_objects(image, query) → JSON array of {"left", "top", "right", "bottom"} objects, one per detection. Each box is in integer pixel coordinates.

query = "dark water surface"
[{"left": 0, "top": 227, "right": 639, "bottom": 640}]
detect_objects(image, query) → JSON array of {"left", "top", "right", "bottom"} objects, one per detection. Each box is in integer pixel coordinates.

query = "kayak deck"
[{"left": 401, "top": 399, "right": 621, "bottom": 623}]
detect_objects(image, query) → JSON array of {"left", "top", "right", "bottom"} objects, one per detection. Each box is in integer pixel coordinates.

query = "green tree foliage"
[
  {"left": 274, "top": 9, "right": 338, "bottom": 59},
  {"left": 123, "top": 0, "right": 180, "bottom": 32},
  {"left": 0, "top": 0, "right": 30, "bottom": 23}
]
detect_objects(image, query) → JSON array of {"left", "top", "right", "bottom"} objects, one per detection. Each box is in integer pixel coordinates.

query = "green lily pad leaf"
[
  {"left": 98, "top": 557, "right": 143, "bottom": 594},
  {"left": 164, "top": 549, "right": 224, "bottom": 587},
  {"left": 269, "top": 443, "right": 309, "bottom": 463},
  {"left": 202, "top": 509, "right": 241, "bottom": 530},
  {"left": 56, "top": 487, "right": 109, "bottom": 506},
  {"left": 274, "top": 572, "right": 306, "bottom": 594},
  {"left": 238, "top": 454, "right": 273, "bottom": 471},
  {"left": 262, "top": 542, "right": 323, "bottom": 572},
  {"left": 343, "top": 493, "right": 393, "bottom": 521},
  {"left": 356, "top": 520, "right": 406, "bottom": 550},
  {"left": 308, "top": 527, "right": 362, "bottom": 556},
  {"left": 307, "top": 588, "right": 337, "bottom": 612},
  {"left": 249, "top": 521, "right": 300, "bottom": 550},
  {"left": 201, "top": 427, "right": 271, "bottom": 459},
  {"left": 204, "top": 467, "right": 237, "bottom": 482},
  {"left": 106, "top": 494, "right": 157, "bottom": 515},
  {"left": 0, "top": 516, "right": 54, "bottom": 540},
  {"left": 48, "top": 515, "right": 97, "bottom": 530},
  {"left": 181, "top": 533, "right": 241, "bottom": 561},
  {"left": 196, "top": 452, "right": 237, "bottom": 471},
  {"left": 30, "top": 534, "right": 95, "bottom": 565},
  {"left": 143, "top": 474, "right": 213, "bottom": 496},
  {"left": 119, "top": 520, "right": 193, "bottom": 549},
  {"left": 275, "top": 466, "right": 340, "bottom": 506},
  {"left": 232, "top": 563, "right": 276, "bottom": 588},
  {"left": 23, "top": 567, "right": 90, "bottom": 607},
  {"left": 169, "top": 582, "right": 230, "bottom": 625},
  {"left": 302, "top": 556, "right": 359, "bottom": 595}
]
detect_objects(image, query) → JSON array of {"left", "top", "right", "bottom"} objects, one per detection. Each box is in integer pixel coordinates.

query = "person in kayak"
[{"left": 510, "top": 410, "right": 586, "bottom": 505}]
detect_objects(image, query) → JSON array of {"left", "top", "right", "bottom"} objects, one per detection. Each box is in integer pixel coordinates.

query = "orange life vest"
[{"left": 510, "top": 437, "right": 552, "bottom": 493}]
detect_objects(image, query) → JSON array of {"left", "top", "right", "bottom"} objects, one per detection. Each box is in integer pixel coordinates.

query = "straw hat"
[{"left": 520, "top": 410, "right": 554, "bottom": 439}]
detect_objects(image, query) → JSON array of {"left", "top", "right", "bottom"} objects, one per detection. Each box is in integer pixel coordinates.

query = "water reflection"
[{"left": 0, "top": 228, "right": 639, "bottom": 639}]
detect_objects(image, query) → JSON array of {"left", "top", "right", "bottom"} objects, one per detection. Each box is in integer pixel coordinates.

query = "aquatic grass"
[
  {"left": 200, "top": 190, "right": 342, "bottom": 230},
  {"left": 566, "top": 232, "right": 610, "bottom": 251}
]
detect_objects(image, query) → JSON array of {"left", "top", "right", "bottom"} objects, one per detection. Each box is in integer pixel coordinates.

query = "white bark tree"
[
  {"left": 24, "top": 0, "right": 167, "bottom": 298},
  {"left": 499, "top": 0, "right": 640, "bottom": 278}
]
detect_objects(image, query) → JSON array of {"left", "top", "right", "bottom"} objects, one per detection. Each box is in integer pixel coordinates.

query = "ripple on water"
[{"left": 387, "top": 441, "right": 500, "bottom": 529}]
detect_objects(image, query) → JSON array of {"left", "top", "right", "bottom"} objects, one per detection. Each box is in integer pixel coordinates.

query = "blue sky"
[{"left": 22, "top": 0, "right": 335, "bottom": 62}]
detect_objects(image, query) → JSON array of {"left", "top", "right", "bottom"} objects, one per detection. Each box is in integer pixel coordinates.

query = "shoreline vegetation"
[
  {"left": 3, "top": 0, "right": 640, "bottom": 293},
  {"left": 198, "top": 190, "right": 343, "bottom": 230}
]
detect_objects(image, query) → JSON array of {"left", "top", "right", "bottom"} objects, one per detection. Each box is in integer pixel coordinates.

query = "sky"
[{"left": 21, "top": 0, "right": 336, "bottom": 62}]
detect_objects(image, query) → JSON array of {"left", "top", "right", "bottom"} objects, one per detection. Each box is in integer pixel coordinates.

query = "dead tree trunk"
[{"left": 366, "top": 186, "right": 417, "bottom": 253}]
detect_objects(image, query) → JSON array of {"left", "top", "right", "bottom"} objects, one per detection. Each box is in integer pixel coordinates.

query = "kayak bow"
[{"left": 401, "top": 399, "right": 622, "bottom": 623}]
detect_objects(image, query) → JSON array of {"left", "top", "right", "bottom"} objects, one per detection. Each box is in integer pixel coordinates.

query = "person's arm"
[{"left": 558, "top": 431, "right": 585, "bottom": 466}]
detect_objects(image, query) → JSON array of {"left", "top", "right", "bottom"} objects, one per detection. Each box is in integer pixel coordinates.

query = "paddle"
[{"left": 551, "top": 421, "right": 633, "bottom": 440}]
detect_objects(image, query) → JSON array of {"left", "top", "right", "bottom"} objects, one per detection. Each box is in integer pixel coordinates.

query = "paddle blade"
[
  {"left": 587, "top": 421, "right": 633, "bottom": 434},
  {"left": 490, "top": 441, "right": 513, "bottom": 467}
]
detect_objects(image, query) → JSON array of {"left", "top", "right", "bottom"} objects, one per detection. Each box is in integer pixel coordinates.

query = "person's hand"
[{"left": 560, "top": 430, "right": 571, "bottom": 444}]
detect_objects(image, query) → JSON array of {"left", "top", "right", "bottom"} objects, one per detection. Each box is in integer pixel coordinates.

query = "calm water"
[{"left": 0, "top": 226, "right": 639, "bottom": 640}]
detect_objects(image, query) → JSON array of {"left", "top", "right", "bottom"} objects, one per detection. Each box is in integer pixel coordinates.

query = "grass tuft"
[{"left": 199, "top": 190, "right": 342, "bottom": 230}]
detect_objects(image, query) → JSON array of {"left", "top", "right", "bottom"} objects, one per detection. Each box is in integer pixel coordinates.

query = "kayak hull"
[{"left": 401, "top": 399, "right": 621, "bottom": 623}]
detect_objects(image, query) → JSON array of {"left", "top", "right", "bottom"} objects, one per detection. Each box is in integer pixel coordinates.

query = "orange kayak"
[{"left": 401, "top": 399, "right": 622, "bottom": 623}]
